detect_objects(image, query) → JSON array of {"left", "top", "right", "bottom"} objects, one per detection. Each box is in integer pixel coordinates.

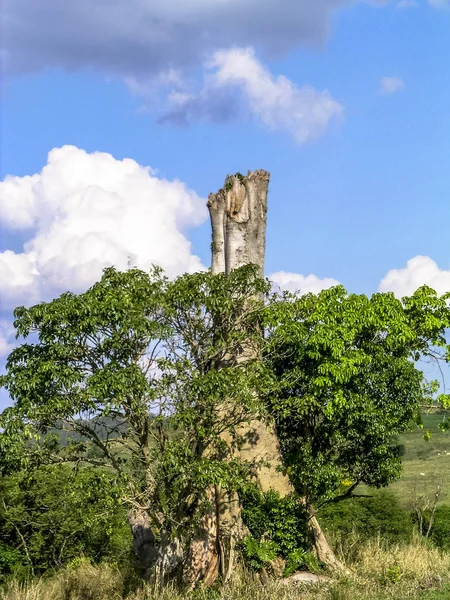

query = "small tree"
[{"left": 265, "top": 283, "right": 450, "bottom": 563}]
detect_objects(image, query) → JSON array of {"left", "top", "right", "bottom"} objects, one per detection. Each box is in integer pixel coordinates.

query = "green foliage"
[
  {"left": 265, "top": 284, "right": 450, "bottom": 508},
  {"left": 224, "top": 172, "right": 246, "bottom": 192},
  {"left": 0, "top": 265, "right": 273, "bottom": 550},
  {"left": 241, "top": 488, "right": 309, "bottom": 572},
  {"left": 421, "top": 504, "right": 450, "bottom": 551},
  {"left": 319, "top": 490, "right": 414, "bottom": 544},
  {"left": 0, "top": 542, "right": 23, "bottom": 580},
  {"left": 283, "top": 548, "right": 321, "bottom": 576},
  {"left": 0, "top": 465, "right": 131, "bottom": 580},
  {"left": 242, "top": 537, "right": 278, "bottom": 571},
  {"left": 380, "top": 564, "right": 402, "bottom": 585},
  {"left": 2, "top": 263, "right": 450, "bottom": 582}
]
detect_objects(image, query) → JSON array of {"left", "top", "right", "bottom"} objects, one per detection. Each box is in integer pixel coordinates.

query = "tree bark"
[
  {"left": 128, "top": 511, "right": 185, "bottom": 585},
  {"left": 183, "top": 486, "right": 219, "bottom": 589},
  {"left": 307, "top": 511, "right": 349, "bottom": 574},
  {"left": 183, "top": 171, "right": 292, "bottom": 586},
  {"left": 128, "top": 510, "right": 158, "bottom": 573},
  {"left": 207, "top": 170, "right": 291, "bottom": 496}
]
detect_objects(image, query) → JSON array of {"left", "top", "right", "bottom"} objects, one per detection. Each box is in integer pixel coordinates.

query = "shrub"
[
  {"left": 424, "top": 504, "right": 450, "bottom": 551},
  {"left": 0, "top": 542, "right": 24, "bottom": 581},
  {"left": 241, "top": 489, "right": 309, "bottom": 557},
  {"left": 318, "top": 490, "right": 414, "bottom": 545},
  {"left": 0, "top": 465, "right": 132, "bottom": 580},
  {"left": 240, "top": 488, "right": 313, "bottom": 573}
]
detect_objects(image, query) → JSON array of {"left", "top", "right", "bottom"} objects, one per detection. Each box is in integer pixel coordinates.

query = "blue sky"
[{"left": 1, "top": 0, "right": 450, "bottom": 405}]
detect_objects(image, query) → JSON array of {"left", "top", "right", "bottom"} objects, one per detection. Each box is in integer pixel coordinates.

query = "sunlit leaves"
[
  {"left": 265, "top": 284, "right": 450, "bottom": 506},
  {"left": 0, "top": 265, "right": 276, "bottom": 542}
]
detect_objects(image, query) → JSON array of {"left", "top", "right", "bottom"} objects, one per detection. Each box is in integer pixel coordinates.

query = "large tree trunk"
[
  {"left": 187, "top": 170, "right": 343, "bottom": 585},
  {"left": 186, "top": 171, "right": 292, "bottom": 584},
  {"left": 207, "top": 170, "right": 291, "bottom": 496}
]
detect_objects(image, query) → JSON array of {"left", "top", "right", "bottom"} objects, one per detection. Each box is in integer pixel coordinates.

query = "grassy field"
[{"left": 388, "top": 411, "right": 450, "bottom": 509}]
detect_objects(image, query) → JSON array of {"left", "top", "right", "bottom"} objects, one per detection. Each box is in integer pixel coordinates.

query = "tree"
[
  {"left": 265, "top": 283, "right": 450, "bottom": 564},
  {"left": 0, "top": 264, "right": 276, "bottom": 586},
  {"left": 0, "top": 465, "right": 130, "bottom": 580},
  {"left": 2, "top": 169, "right": 450, "bottom": 588}
]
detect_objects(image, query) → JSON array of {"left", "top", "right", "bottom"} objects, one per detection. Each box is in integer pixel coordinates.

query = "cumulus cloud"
[
  {"left": 159, "top": 47, "right": 343, "bottom": 143},
  {"left": 3, "top": 0, "right": 392, "bottom": 80},
  {"left": 270, "top": 271, "right": 341, "bottom": 295},
  {"left": 378, "top": 256, "right": 450, "bottom": 297},
  {"left": 379, "top": 76, "right": 405, "bottom": 94},
  {"left": 0, "top": 145, "right": 207, "bottom": 308}
]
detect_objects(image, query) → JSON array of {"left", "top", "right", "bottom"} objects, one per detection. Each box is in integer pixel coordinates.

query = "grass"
[
  {"left": 354, "top": 411, "right": 450, "bottom": 510},
  {"left": 2, "top": 536, "right": 450, "bottom": 600},
  {"left": 388, "top": 410, "right": 450, "bottom": 509}
]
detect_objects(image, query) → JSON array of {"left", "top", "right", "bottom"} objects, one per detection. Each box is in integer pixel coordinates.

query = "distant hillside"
[{"left": 47, "top": 415, "right": 129, "bottom": 445}]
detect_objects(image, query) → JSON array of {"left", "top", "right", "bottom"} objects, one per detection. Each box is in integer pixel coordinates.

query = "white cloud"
[
  {"left": 0, "top": 145, "right": 207, "bottom": 308},
  {"left": 3, "top": 0, "right": 393, "bottom": 80},
  {"left": 160, "top": 47, "right": 344, "bottom": 143},
  {"left": 378, "top": 256, "right": 450, "bottom": 297},
  {"left": 379, "top": 76, "right": 405, "bottom": 94},
  {"left": 270, "top": 271, "right": 340, "bottom": 295}
]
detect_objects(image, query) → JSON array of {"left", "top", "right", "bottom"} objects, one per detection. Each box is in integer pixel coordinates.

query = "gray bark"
[
  {"left": 207, "top": 170, "right": 269, "bottom": 277},
  {"left": 207, "top": 170, "right": 291, "bottom": 496},
  {"left": 208, "top": 189, "right": 226, "bottom": 275},
  {"left": 128, "top": 510, "right": 184, "bottom": 584},
  {"left": 127, "top": 510, "right": 158, "bottom": 572}
]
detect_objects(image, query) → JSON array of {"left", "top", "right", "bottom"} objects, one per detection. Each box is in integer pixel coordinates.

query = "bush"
[
  {"left": 0, "top": 465, "right": 133, "bottom": 580},
  {"left": 318, "top": 490, "right": 414, "bottom": 545},
  {"left": 241, "top": 489, "right": 309, "bottom": 556},
  {"left": 424, "top": 504, "right": 450, "bottom": 551},
  {"left": 0, "top": 542, "right": 25, "bottom": 581},
  {"left": 241, "top": 488, "right": 312, "bottom": 572}
]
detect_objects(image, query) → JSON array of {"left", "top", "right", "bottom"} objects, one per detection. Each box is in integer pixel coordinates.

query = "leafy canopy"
[
  {"left": 2, "top": 267, "right": 450, "bottom": 548},
  {"left": 0, "top": 265, "right": 272, "bottom": 542},
  {"left": 265, "top": 284, "right": 450, "bottom": 506}
]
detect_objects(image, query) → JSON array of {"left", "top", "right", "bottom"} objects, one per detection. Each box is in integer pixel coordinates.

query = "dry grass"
[{"left": 2, "top": 537, "right": 450, "bottom": 600}]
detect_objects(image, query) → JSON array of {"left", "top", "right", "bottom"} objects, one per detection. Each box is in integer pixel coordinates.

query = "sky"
[{"left": 1, "top": 0, "right": 450, "bottom": 406}]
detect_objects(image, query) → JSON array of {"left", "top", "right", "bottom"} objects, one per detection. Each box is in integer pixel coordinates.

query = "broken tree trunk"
[
  {"left": 185, "top": 171, "right": 292, "bottom": 585},
  {"left": 186, "top": 170, "right": 344, "bottom": 585},
  {"left": 207, "top": 170, "right": 292, "bottom": 496}
]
